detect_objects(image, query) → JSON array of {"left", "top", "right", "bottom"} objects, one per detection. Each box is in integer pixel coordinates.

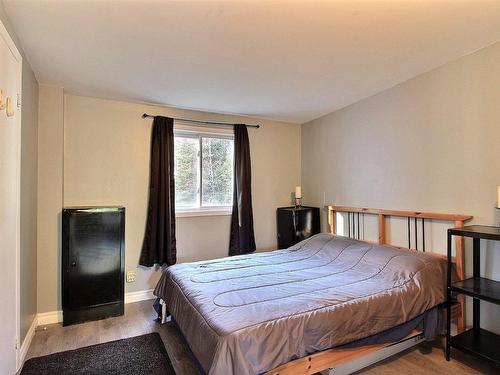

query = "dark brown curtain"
[
  {"left": 139, "top": 116, "right": 176, "bottom": 267},
  {"left": 229, "top": 124, "right": 256, "bottom": 255}
]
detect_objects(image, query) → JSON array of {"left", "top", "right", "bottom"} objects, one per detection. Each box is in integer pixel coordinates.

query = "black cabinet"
[
  {"left": 277, "top": 206, "right": 320, "bottom": 249},
  {"left": 62, "top": 207, "right": 125, "bottom": 326}
]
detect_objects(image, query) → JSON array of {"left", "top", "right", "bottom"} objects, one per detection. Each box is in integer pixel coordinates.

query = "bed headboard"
[{"left": 326, "top": 205, "right": 473, "bottom": 332}]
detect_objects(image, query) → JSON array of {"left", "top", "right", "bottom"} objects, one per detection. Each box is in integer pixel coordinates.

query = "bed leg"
[{"left": 160, "top": 299, "right": 172, "bottom": 324}]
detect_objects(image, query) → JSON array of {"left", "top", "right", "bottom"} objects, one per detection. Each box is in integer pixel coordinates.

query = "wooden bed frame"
[{"left": 267, "top": 205, "right": 472, "bottom": 375}]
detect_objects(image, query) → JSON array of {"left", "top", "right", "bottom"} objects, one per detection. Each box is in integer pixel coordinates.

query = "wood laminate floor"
[{"left": 26, "top": 300, "right": 498, "bottom": 375}]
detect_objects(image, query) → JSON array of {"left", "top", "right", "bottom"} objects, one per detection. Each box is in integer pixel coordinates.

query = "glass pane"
[
  {"left": 202, "top": 137, "right": 234, "bottom": 207},
  {"left": 174, "top": 136, "right": 199, "bottom": 209}
]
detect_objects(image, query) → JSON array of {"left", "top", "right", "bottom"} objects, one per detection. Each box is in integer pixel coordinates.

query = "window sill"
[{"left": 176, "top": 209, "right": 232, "bottom": 218}]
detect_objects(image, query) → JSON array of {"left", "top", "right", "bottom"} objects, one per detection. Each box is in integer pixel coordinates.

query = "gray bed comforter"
[{"left": 154, "top": 234, "right": 446, "bottom": 375}]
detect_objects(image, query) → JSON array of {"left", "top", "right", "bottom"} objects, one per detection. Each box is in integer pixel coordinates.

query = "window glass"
[
  {"left": 201, "top": 137, "right": 234, "bottom": 207},
  {"left": 174, "top": 131, "right": 233, "bottom": 211},
  {"left": 174, "top": 136, "right": 199, "bottom": 209}
]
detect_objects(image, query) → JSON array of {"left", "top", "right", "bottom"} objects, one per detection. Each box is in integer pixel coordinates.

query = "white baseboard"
[
  {"left": 17, "top": 315, "right": 37, "bottom": 370},
  {"left": 37, "top": 310, "right": 63, "bottom": 326},
  {"left": 36, "top": 289, "right": 155, "bottom": 326},
  {"left": 124, "top": 289, "right": 155, "bottom": 304}
]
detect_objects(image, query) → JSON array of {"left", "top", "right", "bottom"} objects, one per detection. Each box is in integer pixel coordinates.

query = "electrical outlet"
[{"left": 126, "top": 270, "right": 137, "bottom": 283}]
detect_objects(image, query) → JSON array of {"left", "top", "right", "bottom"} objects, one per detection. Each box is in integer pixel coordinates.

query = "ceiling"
[{"left": 4, "top": 1, "right": 500, "bottom": 123}]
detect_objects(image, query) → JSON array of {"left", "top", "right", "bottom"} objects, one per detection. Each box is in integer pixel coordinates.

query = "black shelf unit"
[
  {"left": 451, "top": 278, "right": 500, "bottom": 304},
  {"left": 446, "top": 225, "right": 500, "bottom": 366},
  {"left": 450, "top": 328, "right": 500, "bottom": 364}
]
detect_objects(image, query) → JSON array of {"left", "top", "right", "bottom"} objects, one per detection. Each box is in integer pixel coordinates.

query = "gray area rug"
[{"left": 21, "top": 333, "right": 175, "bottom": 375}]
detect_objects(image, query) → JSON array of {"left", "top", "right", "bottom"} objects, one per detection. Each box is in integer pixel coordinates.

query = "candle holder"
[{"left": 295, "top": 197, "right": 302, "bottom": 208}]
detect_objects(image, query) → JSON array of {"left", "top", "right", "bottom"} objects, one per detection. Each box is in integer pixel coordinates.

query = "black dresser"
[
  {"left": 62, "top": 207, "right": 125, "bottom": 326},
  {"left": 276, "top": 206, "right": 320, "bottom": 249}
]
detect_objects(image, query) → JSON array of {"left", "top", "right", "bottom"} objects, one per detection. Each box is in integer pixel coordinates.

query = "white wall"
[
  {"left": 0, "top": 9, "right": 25, "bottom": 374},
  {"left": 0, "top": 0, "right": 39, "bottom": 355},
  {"left": 0, "top": 34, "right": 21, "bottom": 375},
  {"left": 302, "top": 42, "right": 500, "bottom": 334},
  {"left": 36, "top": 93, "right": 301, "bottom": 313}
]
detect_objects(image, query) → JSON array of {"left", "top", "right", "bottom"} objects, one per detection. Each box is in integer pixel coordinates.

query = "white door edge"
[{"left": 0, "top": 17, "right": 23, "bottom": 373}]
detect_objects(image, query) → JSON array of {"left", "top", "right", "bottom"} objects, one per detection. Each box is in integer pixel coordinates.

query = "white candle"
[
  {"left": 497, "top": 186, "right": 500, "bottom": 208},
  {"left": 295, "top": 186, "right": 302, "bottom": 199}
]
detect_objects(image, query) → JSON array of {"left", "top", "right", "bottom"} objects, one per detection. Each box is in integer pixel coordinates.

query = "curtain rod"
[{"left": 142, "top": 113, "right": 260, "bottom": 128}]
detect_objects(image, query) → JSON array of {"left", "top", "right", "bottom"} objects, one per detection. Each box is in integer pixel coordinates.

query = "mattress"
[{"left": 154, "top": 234, "right": 446, "bottom": 375}]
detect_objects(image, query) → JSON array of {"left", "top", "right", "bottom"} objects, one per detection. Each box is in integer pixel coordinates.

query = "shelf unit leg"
[
  {"left": 472, "top": 238, "right": 481, "bottom": 334},
  {"left": 453, "top": 220, "right": 466, "bottom": 333},
  {"left": 446, "top": 231, "right": 452, "bottom": 361}
]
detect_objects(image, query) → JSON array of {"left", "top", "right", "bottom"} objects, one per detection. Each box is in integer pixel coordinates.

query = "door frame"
[{"left": 0, "top": 17, "right": 23, "bottom": 371}]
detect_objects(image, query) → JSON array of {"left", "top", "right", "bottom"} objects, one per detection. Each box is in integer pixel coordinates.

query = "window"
[{"left": 174, "top": 130, "right": 234, "bottom": 213}]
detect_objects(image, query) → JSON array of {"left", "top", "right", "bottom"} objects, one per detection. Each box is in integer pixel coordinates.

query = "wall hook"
[
  {"left": 0, "top": 90, "right": 5, "bottom": 110},
  {"left": 6, "top": 97, "right": 14, "bottom": 117}
]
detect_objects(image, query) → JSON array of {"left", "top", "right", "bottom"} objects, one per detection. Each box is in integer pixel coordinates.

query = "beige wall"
[
  {"left": 36, "top": 93, "right": 300, "bottom": 312},
  {"left": 19, "top": 56, "right": 39, "bottom": 343},
  {"left": 302, "top": 42, "right": 500, "bottom": 333},
  {"left": 37, "top": 86, "right": 64, "bottom": 314}
]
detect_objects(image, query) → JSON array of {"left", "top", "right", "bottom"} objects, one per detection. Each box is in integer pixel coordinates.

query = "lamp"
[{"left": 295, "top": 186, "right": 302, "bottom": 208}]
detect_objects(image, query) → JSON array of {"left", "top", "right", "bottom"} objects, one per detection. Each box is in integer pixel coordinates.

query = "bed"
[{"left": 154, "top": 206, "right": 471, "bottom": 375}]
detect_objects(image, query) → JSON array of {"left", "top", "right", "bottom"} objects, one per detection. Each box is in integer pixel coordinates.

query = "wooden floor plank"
[{"left": 26, "top": 300, "right": 498, "bottom": 375}]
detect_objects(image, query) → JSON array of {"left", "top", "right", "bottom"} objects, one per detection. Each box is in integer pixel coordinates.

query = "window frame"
[{"left": 173, "top": 129, "right": 234, "bottom": 216}]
